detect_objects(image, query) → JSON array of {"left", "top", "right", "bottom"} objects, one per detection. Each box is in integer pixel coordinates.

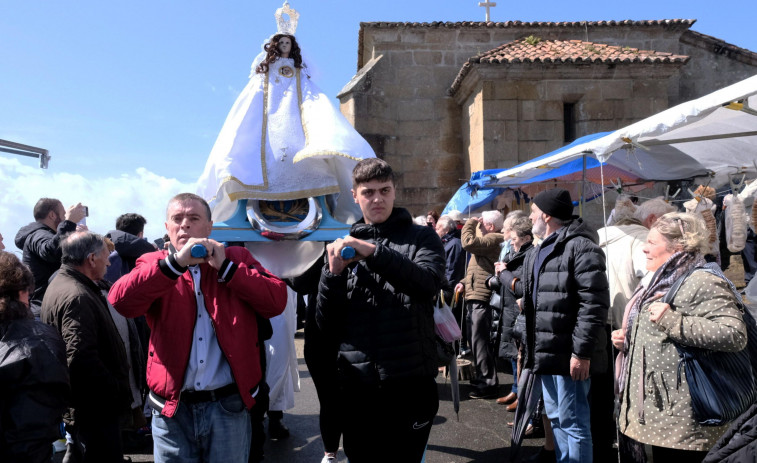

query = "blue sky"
[{"left": 1, "top": 0, "right": 756, "bottom": 243}]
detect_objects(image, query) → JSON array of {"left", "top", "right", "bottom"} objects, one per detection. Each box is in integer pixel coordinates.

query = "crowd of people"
[
  {"left": 436, "top": 185, "right": 757, "bottom": 463},
  {"left": 3, "top": 160, "right": 757, "bottom": 463}
]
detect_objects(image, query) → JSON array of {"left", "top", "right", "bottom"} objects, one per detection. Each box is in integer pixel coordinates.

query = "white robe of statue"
[
  {"left": 197, "top": 56, "right": 374, "bottom": 224},
  {"left": 196, "top": 47, "right": 375, "bottom": 278},
  {"left": 265, "top": 286, "right": 300, "bottom": 412}
]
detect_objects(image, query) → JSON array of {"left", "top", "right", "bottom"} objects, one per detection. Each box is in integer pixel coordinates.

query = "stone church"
[{"left": 337, "top": 19, "right": 757, "bottom": 214}]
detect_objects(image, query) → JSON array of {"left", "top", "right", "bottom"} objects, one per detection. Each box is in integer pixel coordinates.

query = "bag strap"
[
  {"left": 662, "top": 264, "right": 745, "bottom": 312},
  {"left": 438, "top": 290, "right": 446, "bottom": 308},
  {"left": 661, "top": 266, "right": 700, "bottom": 307}
]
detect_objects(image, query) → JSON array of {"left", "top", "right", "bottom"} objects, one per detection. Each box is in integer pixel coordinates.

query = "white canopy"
[{"left": 494, "top": 74, "right": 757, "bottom": 189}]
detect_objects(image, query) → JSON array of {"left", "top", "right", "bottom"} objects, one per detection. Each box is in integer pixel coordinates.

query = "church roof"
[
  {"left": 360, "top": 19, "right": 696, "bottom": 29},
  {"left": 477, "top": 38, "right": 689, "bottom": 64},
  {"left": 448, "top": 38, "right": 690, "bottom": 95}
]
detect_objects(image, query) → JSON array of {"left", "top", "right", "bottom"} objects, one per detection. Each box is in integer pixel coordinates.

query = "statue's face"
[{"left": 278, "top": 37, "right": 292, "bottom": 58}]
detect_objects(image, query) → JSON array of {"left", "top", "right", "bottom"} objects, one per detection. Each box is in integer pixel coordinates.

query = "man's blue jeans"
[
  {"left": 151, "top": 393, "right": 252, "bottom": 463},
  {"left": 541, "top": 375, "right": 592, "bottom": 463}
]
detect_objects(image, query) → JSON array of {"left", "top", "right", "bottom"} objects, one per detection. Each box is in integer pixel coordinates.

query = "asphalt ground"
[{"left": 55, "top": 331, "right": 545, "bottom": 463}]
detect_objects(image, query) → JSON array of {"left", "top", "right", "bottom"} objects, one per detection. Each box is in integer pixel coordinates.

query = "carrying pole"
[{"left": 579, "top": 154, "right": 587, "bottom": 217}]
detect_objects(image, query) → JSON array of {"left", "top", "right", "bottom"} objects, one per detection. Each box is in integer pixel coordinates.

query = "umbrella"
[
  {"left": 447, "top": 291, "right": 462, "bottom": 421},
  {"left": 449, "top": 355, "right": 460, "bottom": 421},
  {"left": 510, "top": 367, "right": 543, "bottom": 461}
]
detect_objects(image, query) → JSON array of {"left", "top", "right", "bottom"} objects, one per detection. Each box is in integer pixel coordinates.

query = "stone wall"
[
  {"left": 339, "top": 22, "right": 757, "bottom": 216},
  {"left": 456, "top": 65, "right": 678, "bottom": 170}
]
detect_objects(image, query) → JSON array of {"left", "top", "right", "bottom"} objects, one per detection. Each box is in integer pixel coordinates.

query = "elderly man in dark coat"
[
  {"left": 521, "top": 189, "right": 609, "bottom": 463},
  {"left": 42, "top": 232, "right": 131, "bottom": 463}
]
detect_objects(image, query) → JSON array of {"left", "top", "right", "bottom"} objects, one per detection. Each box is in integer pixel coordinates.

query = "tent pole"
[{"left": 579, "top": 154, "right": 587, "bottom": 217}]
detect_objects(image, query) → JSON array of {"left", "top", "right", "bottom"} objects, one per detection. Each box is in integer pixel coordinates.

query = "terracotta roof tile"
[
  {"left": 475, "top": 39, "right": 689, "bottom": 64},
  {"left": 357, "top": 19, "right": 696, "bottom": 71},
  {"left": 360, "top": 19, "right": 696, "bottom": 29},
  {"left": 448, "top": 38, "right": 690, "bottom": 96}
]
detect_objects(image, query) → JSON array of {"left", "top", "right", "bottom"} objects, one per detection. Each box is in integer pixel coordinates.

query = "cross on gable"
[{"left": 478, "top": 1, "right": 497, "bottom": 22}]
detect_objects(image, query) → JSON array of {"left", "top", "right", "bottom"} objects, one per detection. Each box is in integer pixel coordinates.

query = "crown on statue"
[{"left": 275, "top": 1, "right": 299, "bottom": 35}]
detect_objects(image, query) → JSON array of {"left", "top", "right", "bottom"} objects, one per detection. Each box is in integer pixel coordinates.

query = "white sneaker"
[{"left": 321, "top": 452, "right": 337, "bottom": 463}]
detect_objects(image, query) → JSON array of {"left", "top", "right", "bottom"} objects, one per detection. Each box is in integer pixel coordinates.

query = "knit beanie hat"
[{"left": 533, "top": 189, "right": 574, "bottom": 220}]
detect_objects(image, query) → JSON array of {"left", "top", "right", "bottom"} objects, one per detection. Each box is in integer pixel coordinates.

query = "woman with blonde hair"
[{"left": 613, "top": 212, "right": 748, "bottom": 462}]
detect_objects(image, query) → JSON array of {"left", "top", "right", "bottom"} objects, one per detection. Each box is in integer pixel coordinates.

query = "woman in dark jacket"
[
  {"left": 486, "top": 216, "right": 532, "bottom": 408},
  {"left": 0, "top": 252, "right": 70, "bottom": 463}
]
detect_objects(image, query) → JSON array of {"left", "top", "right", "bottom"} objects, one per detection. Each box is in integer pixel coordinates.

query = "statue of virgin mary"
[{"left": 196, "top": 2, "right": 375, "bottom": 227}]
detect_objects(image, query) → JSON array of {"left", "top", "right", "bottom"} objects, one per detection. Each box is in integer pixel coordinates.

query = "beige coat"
[
  {"left": 597, "top": 223, "right": 649, "bottom": 330},
  {"left": 460, "top": 219, "right": 503, "bottom": 303},
  {"left": 618, "top": 271, "right": 748, "bottom": 451}
]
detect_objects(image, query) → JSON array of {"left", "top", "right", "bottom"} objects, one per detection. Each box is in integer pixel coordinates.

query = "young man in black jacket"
[
  {"left": 105, "top": 212, "right": 156, "bottom": 282},
  {"left": 316, "top": 158, "right": 446, "bottom": 462}
]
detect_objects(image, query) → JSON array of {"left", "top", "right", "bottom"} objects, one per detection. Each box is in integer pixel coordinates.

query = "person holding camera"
[
  {"left": 455, "top": 211, "right": 505, "bottom": 399},
  {"left": 14, "top": 198, "right": 86, "bottom": 317}
]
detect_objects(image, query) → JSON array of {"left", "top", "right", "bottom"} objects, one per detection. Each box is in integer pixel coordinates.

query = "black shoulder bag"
[{"left": 662, "top": 265, "right": 757, "bottom": 426}]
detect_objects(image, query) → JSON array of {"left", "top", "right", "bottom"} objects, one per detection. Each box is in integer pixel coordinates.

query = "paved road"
[{"left": 58, "top": 332, "right": 545, "bottom": 463}]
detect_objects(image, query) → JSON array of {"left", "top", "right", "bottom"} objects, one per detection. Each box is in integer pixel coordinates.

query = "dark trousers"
[
  {"left": 69, "top": 409, "right": 123, "bottom": 463},
  {"left": 652, "top": 446, "right": 707, "bottom": 463},
  {"left": 341, "top": 377, "right": 438, "bottom": 462},
  {"left": 305, "top": 345, "right": 342, "bottom": 453},
  {"left": 304, "top": 300, "right": 342, "bottom": 454},
  {"left": 590, "top": 324, "right": 617, "bottom": 462},
  {"left": 467, "top": 300, "right": 498, "bottom": 389}
]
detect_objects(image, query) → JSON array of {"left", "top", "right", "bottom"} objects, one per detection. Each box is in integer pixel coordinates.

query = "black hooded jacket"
[
  {"left": 104, "top": 229, "right": 156, "bottom": 283},
  {"left": 14, "top": 220, "right": 77, "bottom": 312},
  {"left": 105, "top": 229, "right": 155, "bottom": 269},
  {"left": 521, "top": 218, "right": 610, "bottom": 376},
  {"left": 316, "top": 207, "right": 446, "bottom": 385}
]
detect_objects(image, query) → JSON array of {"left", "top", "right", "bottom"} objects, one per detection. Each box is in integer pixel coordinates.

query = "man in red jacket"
[{"left": 109, "top": 193, "right": 287, "bottom": 463}]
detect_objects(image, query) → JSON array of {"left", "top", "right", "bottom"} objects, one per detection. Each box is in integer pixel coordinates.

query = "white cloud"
[{"left": 0, "top": 157, "right": 196, "bottom": 251}]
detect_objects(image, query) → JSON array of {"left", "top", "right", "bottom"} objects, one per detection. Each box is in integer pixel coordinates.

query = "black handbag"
[
  {"left": 513, "top": 313, "right": 526, "bottom": 345},
  {"left": 489, "top": 287, "right": 502, "bottom": 310},
  {"left": 662, "top": 264, "right": 757, "bottom": 426}
]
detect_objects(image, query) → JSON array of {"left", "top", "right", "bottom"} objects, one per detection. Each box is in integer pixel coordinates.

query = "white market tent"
[{"left": 492, "top": 74, "right": 757, "bottom": 191}]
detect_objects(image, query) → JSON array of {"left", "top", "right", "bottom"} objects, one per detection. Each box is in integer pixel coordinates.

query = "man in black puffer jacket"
[
  {"left": 522, "top": 189, "right": 609, "bottom": 463},
  {"left": 703, "top": 403, "right": 757, "bottom": 462},
  {"left": 316, "top": 158, "right": 446, "bottom": 463}
]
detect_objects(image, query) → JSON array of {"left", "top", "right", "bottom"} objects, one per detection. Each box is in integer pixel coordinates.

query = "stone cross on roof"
[{"left": 478, "top": 0, "right": 497, "bottom": 22}]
